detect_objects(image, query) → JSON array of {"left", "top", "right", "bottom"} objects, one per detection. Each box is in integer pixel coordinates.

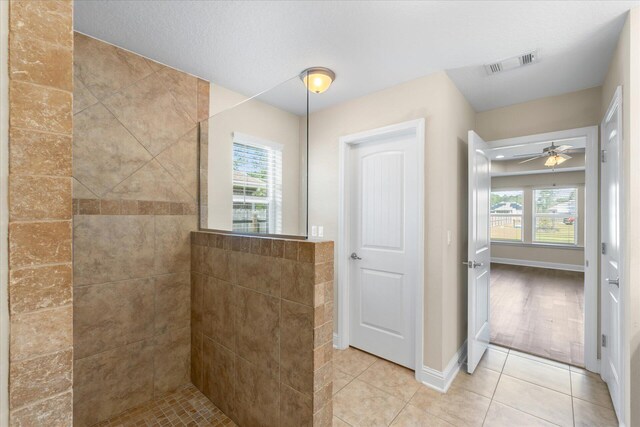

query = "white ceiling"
[{"left": 74, "top": 1, "right": 638, "bottom": 115}]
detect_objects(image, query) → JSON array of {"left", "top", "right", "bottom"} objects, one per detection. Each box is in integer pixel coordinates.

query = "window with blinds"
[
  {"left": 232, "top": 133, "right": 283, "bottom": 234},
  {"left": 533, "top": 187, "right": 578, "bottom": 245}
]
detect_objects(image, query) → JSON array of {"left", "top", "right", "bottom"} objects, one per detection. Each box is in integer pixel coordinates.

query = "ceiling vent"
[{"left": 484, "top": 50, "right": 538, "bottom": 75}]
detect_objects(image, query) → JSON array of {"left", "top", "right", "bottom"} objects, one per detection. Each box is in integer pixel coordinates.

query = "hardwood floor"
[{"left": 490, "top": 263, "right": 585, "bottom": 367}]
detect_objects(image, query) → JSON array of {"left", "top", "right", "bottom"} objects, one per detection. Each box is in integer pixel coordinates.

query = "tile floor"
[
  {"left": 333, "top": 345, "right": 618, "bottom": 427},
  {"left": 94, "top": 384, "right": 235, "bottom": 427},
  {"left": 96, "top": 346, "right": 616, "bottom": 427}
]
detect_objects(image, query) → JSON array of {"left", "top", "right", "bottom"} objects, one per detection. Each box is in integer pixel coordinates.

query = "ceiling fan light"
[
  {"left": 300, "top": 67, "right": 335, "bottom": 94},
  {"left": 545, "top": 156, "right": 557, "bottom": 167},
  {"left": 555, "top": 155, "right": 568, "bottom": 165}
]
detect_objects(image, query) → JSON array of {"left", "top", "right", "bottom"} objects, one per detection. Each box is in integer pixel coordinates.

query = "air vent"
[{"left": 484, "top": 50, "right": 538, "bottom": 75}]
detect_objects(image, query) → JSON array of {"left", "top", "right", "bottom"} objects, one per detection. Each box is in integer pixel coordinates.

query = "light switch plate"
[
  {"left": 318, "top": 226, "right": 324, "bottom": 237},
  {"left": 311, "top": 225, "right": 318, "bottom": 237}
]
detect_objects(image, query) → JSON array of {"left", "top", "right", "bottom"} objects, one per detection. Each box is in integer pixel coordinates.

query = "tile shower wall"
[
  {"left": 191, "top": 232, "right": 334, "bottom": 426},
  {"left": 72, "top": 33, "right": 209, "bottom": 426},
  {"left": 7, "top": 1, "right": 74, "bottom": 425}
]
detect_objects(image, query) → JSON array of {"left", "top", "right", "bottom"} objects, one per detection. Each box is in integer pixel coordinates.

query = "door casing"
[
  {"left": 336, "top": 118, "right": 425, "bottom": 377},
  {"left": 487, "top": 125, "right": 600, "bottom": 373}
]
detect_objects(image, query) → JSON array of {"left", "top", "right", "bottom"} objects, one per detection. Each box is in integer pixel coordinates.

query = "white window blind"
[
  {"left": 533, "top": 187, "right": 578, "bottom": 245},
  {"left": 490, "top": 190, "right": 524, "bottom": 241},
  {"left": 232, "top": 133, "right": 282, "bottom": 234}
]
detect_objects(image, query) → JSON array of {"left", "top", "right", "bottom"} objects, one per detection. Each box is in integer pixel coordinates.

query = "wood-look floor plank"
[{"left": 490, "top": 263, "right": 584, "bottom": 367}]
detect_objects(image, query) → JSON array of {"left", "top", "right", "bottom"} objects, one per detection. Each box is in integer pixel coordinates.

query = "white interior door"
[
  {"left": 467, "top": 131, "right": 492, "bottom": 374},
  {"left": 349, "top": 129, "right": 419, "bottom": 369},
  {"left": 601, "top": 86, "right": 623, "bottom": 420}
]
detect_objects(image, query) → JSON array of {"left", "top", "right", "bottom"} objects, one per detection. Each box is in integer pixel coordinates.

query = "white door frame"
[
  {"left": 487, "top": 125, "right": 600, "bottom": 373},
  {"left": 600, "top": 85, "right": 624, "bottom": 423},
  {"left": 335, "top": 118, "right": 425, "bottom": 374}
]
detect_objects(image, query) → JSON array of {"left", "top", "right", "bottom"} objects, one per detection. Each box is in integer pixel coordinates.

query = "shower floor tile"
[{"left": 94, "top": 383, "right": 235, "bottom": 426}]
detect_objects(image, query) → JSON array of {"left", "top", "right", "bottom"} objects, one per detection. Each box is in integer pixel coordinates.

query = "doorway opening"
[{"left": 467, "top": 126, "right": 599, "bottom": 373}]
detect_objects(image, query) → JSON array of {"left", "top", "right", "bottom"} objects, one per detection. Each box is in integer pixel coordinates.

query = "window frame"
[
  {"left": 490, "top": 188, "right": 525, "bottom": 243},
  {"left": 231, "top": 132, "right": 283, "bottom": 234},
  {"left": 531, "top": 186, "right": 579, "bottom": 246}
]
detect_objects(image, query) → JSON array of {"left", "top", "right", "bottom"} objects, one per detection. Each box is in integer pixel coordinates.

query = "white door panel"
[
  {"left": 467, "top": 131, "right": 492, "bottom": 374},
  {"left": 350, "top": 133, "right": 418, "bottom": 369},
  {"left": 601, "top": 86, "right": 623, "bottom": 421}
]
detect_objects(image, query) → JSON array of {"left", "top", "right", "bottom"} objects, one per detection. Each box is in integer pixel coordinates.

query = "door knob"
[
  {"left": 462, "top": 261, "right": 483, "bottom": 268},
  {"left": 350, "top": 252, "right": 362, "bottom": 260},
  {"left": 606, "top": 277, "right": 620, "bottom": 287}
]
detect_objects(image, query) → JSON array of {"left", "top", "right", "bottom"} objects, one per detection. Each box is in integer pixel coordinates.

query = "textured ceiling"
[{"left": 74, "top": 1, "right": 638, "bottom": 114}]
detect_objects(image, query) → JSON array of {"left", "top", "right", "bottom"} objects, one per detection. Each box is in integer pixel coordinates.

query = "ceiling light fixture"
[
  {"left": 496, "top": 154, "right": 505, "bottom": 159},
  {"left": 300, "top": 67, "right": 335, "bottom": 94},
  {"left": 544, "top": 155, "right": 568, "bottom": 167}
]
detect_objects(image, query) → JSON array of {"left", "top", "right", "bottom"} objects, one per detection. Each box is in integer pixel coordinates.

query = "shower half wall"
[{"left": 71, "top": 33, "right": 208, "bottom": 426}]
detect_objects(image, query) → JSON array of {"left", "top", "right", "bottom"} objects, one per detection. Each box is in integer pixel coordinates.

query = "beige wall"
[
  {"left": 477, "top": 86, "right": 602, "bottom": 141},
  {"left": 206, "top": 84, "right": 304, "bottom": 235},
  {"left": 309, "top": 71, "right": 475, "bottom": 371},
  {"left": 601, "top": 8, "right": 640, "bottom": 426},
  {"left": 491, "top": 171, "right": 585, "bottom": 267},
  {"left": 6, "top": 1, "right": 74, "bottom": 425}
]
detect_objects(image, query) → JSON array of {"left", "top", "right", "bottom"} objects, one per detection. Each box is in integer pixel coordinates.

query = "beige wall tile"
[
  {"left": 9, "top": 0, "right": 73, "bottom": 46},
  {"left": 191, "top": 330, "right": 203, "bottom": 390},
  {"left": 9, "top": 128, "right": 72, "bottom": 176},
  {"left": 73, "top": 339, "right": 154, "bottom": 426},
  {"left": 78, "top": 198, "right": 100, "bottom": 215},
  {"left": 9, "top": 80, "right": 72, "bottom": 134},
  {"left": 314, "top": 241, "right": 334, "bottom": 264},
  {"left": 154, "top": 215, "right": 196, "bottom": 275},
  {"left": 191, "top": 273, "right": 204, "bottom": 333},
  {"left": 202, "top": 247, "right": 231, "bottom": 281},
  {"left": 154, "top": 272, "right": 190, "bottom": 333},
  {"left": 156, "top": 127, "right": 198, "bottom": 199},
  {"left": 73, "top": 103, "right": 152, "bottom": 197},
  {"left": 9, "top": 263, "right": 72, "bottom": 314},
  {"left": 234, "top": 252, "right": 282, "bottom": 297},
  {"left": 10, "top": 391, "right": 73, "bottom": 427},
  {"left": 281, "top": 300, "right": 314, "bottom": 395},
  {"left": 73, "top": 215, "right": 154, "bottom": 285},
  {"left": 9, "top": 349, "right": 72, "bottom": 409},
  {"left": 203, "top": 337, "right": 235, "bottom": 416},
  {"left": 10, "top": 175, "right": 71, "bottom": 221},
  {"left": 73, "top": 177, "right": 97, "bottom": 199},
  {"left": 73, "top": 75, "right": 98, "bottom": 114},
  {"left": 73, "top": 278, "right": 154, "bottom": 359},
  {"left": 9, "top": 221, "right": 71, "bottom": 268},
  {"left": 156, "top": 65, "right": 198, "bottom": 122},
  {"left": 154, "top": 327, "right": 190, "bottom": 395},
  {"left": 99, "top": 199, "right": 121, "bottom": 215},
  {"left": 73, "top": 32, "right": 152, "bottom": 99},
  {"left": 105, "top": 159, "right": 193, "bottom": 202},
  {"left": 102, "top": 73, "right": 195, "bottom": 156},
  {"left": 280, "top": 383, "right": 313, "bottom": 427},
  {"left": 10, "top": 305, "right": 72, "bottom": 361},
  {"left": 281, "top": 259, "right": 315, "bottom": 306},
  {"left": 197, "top": 79, "right": 210, "bottom": 122},
  {"left": 234, "top": 356, "right": 280, "bottom": 427},
  {"left": 9, "top": 34, "right": 72, "bottom": 91},
  {"left": 204, "top": 278, "right": 236, "bottom": 350},
  {"left": 235, "top": 287, "right": 280, "bottom": 378}
]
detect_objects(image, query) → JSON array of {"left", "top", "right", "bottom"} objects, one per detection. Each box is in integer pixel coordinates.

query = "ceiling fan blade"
[
  {"left": 559, "top": 153, "right": 572, "bottom": 160},
  {"left": 555, "top": 145, "right": 573, "bottom": 152},
  {"left": 511, "top": 153, "right": 544, "bottom": 158},
  {"left": 518, "top": 156, "right": 545, "bottom": 164}
]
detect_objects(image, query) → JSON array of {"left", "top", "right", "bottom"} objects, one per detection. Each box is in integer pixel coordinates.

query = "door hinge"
[
  {"left": 602, "top": 334, "right": 607, "bottom": 348},
  {"left": 601, "top": 149, "right": 607, "bottom": 163},
  {"left": 602, "top": 242, "right": 607, "bottom": 255}
]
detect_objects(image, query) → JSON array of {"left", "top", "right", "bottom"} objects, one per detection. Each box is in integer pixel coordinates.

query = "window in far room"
[
  {"left": 490, "top": 190, "right": 524, "bottom": 242},
  {"left": 533, "top": 187, "right": 578, "bottom": 245}
]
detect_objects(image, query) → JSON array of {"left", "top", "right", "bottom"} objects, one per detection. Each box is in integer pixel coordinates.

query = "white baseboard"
[
  {"left": 416, "top": 340, "right": 467, "bottom": 393},
  {"left": 491, "top": 257, "right": 584, "bottom": 272}
]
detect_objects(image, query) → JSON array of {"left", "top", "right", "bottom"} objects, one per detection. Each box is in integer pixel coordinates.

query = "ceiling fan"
[{"left": 514, "top": 142, "right": 574, "bottom": 167}]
